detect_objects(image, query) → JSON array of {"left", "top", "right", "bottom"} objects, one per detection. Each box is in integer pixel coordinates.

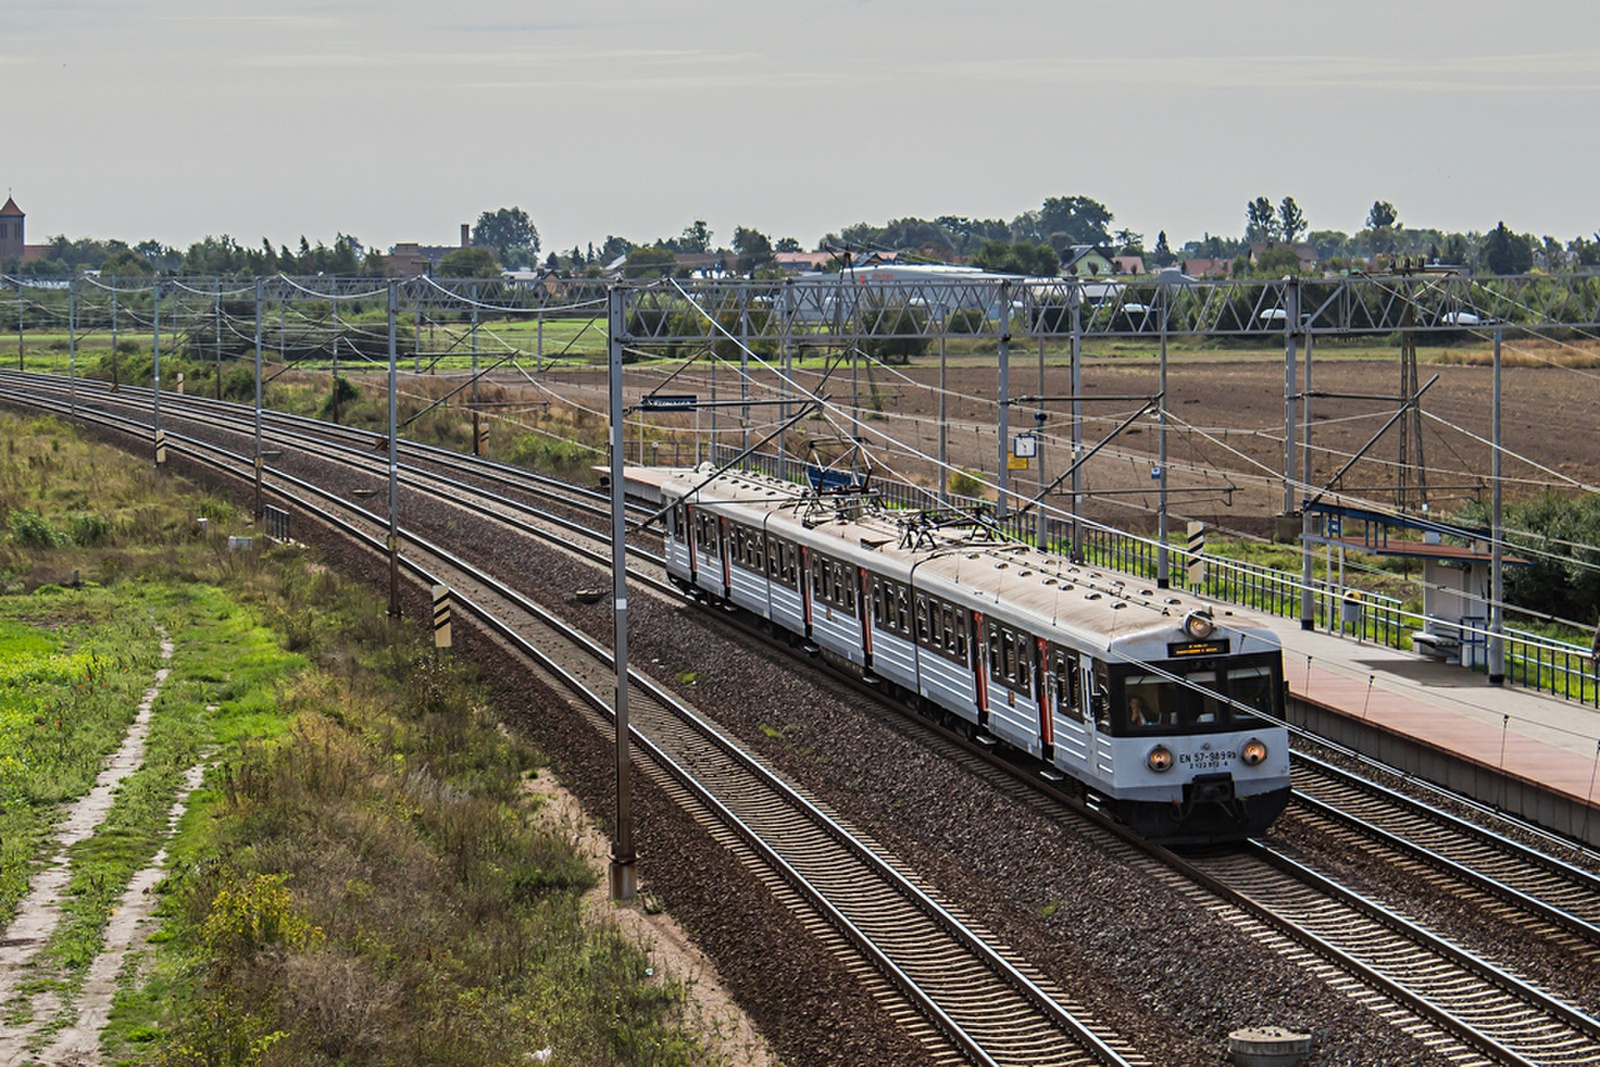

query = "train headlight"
[
  {"left": 1241, "top": 738, "right": 1268, "bottom": 767},
  {"left": 1183, "top": 611, "right": 1216, "bottom": 639},
  {"left": 1146, "top": 746, "right": 1174, "bottom": 773}
]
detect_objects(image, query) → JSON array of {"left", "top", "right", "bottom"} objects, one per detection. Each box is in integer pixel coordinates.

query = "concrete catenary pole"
[
  {"left": 1490, "top": 328, "right": 1505, "bottom": 684},
  {"left": 607, "top": 284, "right": 637, "bottom": 901}
]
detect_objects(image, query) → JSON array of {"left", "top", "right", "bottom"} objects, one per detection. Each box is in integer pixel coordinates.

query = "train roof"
[{"left": 626, "top": 465, "right": 1281, "bottom": 657}]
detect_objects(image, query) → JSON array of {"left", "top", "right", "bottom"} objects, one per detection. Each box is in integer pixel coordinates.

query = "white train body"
[{"left": 637, "top": 466, "right": 1291, "bottom": 843}]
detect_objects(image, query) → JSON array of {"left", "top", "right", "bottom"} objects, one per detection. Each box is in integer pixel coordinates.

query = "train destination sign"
[{"left": 1168, "top": 639, "right": 1230, "bottom": 658}]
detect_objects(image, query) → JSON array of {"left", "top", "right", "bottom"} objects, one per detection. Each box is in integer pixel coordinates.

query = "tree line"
[{"left": 6, "top": 194, "right": 1598, "bottom": 281}]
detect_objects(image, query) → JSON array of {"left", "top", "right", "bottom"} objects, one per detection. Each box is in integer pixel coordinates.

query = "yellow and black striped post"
[
  {"left": 1186, "top": 521, "right": 1205, "bottom": 586},
  {"left": 154, "top": 429, "right": 167, "bottom": 466},
  {"left": 432, "top": 584, "right": 452, "bottom": 648}
]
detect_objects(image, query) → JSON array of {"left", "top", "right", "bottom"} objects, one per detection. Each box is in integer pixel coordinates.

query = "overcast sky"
[{"left": 8, "top": 1, "right": 1599, "bottom": 257}]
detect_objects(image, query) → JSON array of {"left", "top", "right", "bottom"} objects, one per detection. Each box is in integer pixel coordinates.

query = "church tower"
[{"left": 0, "top": 198, "right": 23, "bottom": 266}]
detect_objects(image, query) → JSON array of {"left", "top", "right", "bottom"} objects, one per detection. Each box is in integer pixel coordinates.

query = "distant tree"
[
  {"left": 599, "top": 235, "right": 633, "bottom": 263},
  {"left": 1443, "top": 234, "right": 1471, "bottom": 266},
  {"left": 1149, "top": 231, "right": 1175, "bottom": 268},
  {"left": 1016, "top": 195, "right": 1114, "bottom": 248},
  {"left": 1113, "top": 228, "right": 1144, "bottom": 254},
  {"left": 438, "top": 247, "right": 501, "bottom": 277},
  {"left": 1253, "top": 245, "right": 1304, "bottom": 276},
  {"left": 100, "top": 246, "right": 152, "bottom": 275},
  {"left": 679, "top": 219, "right": 713, "bottom": 254},
  {"left": 1245, "top": 197, "right": 1278, "bottom": 243},
  {"left": 1539, "top": 236, "right": 1567, "bottom": 272},
  {"left": 970, "top": 240, "right": 1059, "bottom": 276},
  {"left": 732, "top": 226, "right": 774, "bottom": 274},
  {"left": 1366, "top": 201, "right": 1398, "bottom": 231},
  {"left": 934, "top": 215, "right": 1011, "bottom": 254},
  {"left": 471, "top": 207, "right": 540, "bottom": 268},
  {"left": 1278, "top": 197, "right": 1307, "bottom": 242},
  {"left": 1572, "top": 233, "right": 1600, "bottom": 268},
  {"left": 544, "top": 251, "right": 561, "bottom": 271},
  {"left": 1483, "top": 222, "right": 1533, "bottom": 275},
  {"left": 622, "top": 246, "right": 678, "bottom": 279},
  {"left": 774, "top": 236, "right": 802, "bottom": 253}
]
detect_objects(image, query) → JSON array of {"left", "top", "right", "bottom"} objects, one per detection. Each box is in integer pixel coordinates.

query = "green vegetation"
[
  {"left": 0, "top": 411, "right": 706, "bottom": 1064},
  {"left": 1457, "top": 491, "right": 1600, "bottom": 631}
]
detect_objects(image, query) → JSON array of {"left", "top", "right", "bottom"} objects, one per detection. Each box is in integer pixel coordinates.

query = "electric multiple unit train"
[{"left": 629, "top": 465, "right": 1291, "bottom": 843}]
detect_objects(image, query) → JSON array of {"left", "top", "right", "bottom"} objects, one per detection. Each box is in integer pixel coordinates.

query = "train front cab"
[{"left": 1093, "top": 650, "right": 1292, "bottom": 844}]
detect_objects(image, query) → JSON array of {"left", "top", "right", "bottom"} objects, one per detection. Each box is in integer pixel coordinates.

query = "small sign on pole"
[
  {"left": 640, "top": 393, "right": 698, "bottom": 411},
  {"left": 1186, "top": 520, "right": 1206, "bottom": 586},
  {"left": 432, "top": 584, "right": 452, "bottom": 648},
  {"left": 1012, "top": 433, "right": 1038, "bottom": 458}
]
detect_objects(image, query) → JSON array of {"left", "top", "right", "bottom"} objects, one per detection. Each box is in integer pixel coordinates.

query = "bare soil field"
[{"left": 543, "top": 347, "right": 1600, "bottom": 538}]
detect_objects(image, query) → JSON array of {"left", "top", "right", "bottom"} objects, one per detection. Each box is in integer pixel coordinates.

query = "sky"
[{"left": 7, "top": 1, "right": 1600, "bottom": 258}]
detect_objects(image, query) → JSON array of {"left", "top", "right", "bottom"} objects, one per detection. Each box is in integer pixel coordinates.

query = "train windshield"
[{"left": 1115, "top": 655, "right": 1279, "bottom": 734}]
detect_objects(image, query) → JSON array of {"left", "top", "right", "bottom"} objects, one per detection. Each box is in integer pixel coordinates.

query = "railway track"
[
  {"left": 1289, "top": 750, "right": 1600, "bottom": 949},
  {"left": 2, "top": 372, "right": 1143, "bottom": 1066},
  {"left": 16, "top": 370, "right": 1600, "bottom": 1063},
  {"left": 1179, "top": 843, "right": 1600, "bottom": 1065}
]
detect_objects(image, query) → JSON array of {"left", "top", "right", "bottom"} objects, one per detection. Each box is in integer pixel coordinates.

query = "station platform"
[{"left": 1249, "top": 612, "right": 1600, "bottom": 846}]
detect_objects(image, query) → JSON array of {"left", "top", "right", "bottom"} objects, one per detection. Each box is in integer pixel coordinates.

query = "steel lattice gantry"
[{"left": 608, "top": 272, "right": 1600, "bottom": 344}]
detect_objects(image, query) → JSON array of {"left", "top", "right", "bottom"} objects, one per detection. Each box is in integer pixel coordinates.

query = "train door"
[
  {"left": 1035, "top": 637, "right": 1054, "bottom": 759},
  {"left": 800, "top": 546, "right": 813, "bottom": 637},
  {"left": 971, "top": 610, "right": 988, "bottom": 725},
  {"left": 718, "top": 516, "right": 731, "bottom": 598},
  {"left": 683, "top": 502, "right": 699, "bottom": 585},
  {"left": 859, "top": 567, "right": 874, "bottom": 670},
  {"left": 1047, "top": 645, "right": 1090, "bottom": 766}
]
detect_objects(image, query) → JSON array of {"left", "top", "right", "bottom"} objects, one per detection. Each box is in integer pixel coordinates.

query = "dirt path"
[
  {"left": 0, "top": 631, "right": 202, "bottom": 1066},
  {"left": 523, "top": 772, "right": 778, "bottom": 1067}
]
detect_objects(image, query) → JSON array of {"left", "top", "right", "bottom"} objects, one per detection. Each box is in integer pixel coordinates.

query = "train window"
[
  {"left": 894, "top": 584, "right": 910, "bottom": 634},
  {"left": 1228, "top": 666, "right": 1275, "bottom": 725},
  {"left": 1123, "top": 674, "right": 1174, "bottom": 729},
  {"left": 696, "top": 512, "right": 720, "bottom": 559},
  {"left": 998, "top": 627, "right": 1018, "bottom": 686},
  {"left": 1014, "top": 632, "right": 1034, "bottom": 692},
  {"left": 1092, "top": 663, "right": 1111, "bottom": 729},
  {"left": 1051, "top": 648, "right": 1081, "bottom": 720},
  {"left": 1184, "top": 671, "right": 1224, "bottom": 725},
  {"left": 914, "top": 595, "right": 930, "bottom": 643}
]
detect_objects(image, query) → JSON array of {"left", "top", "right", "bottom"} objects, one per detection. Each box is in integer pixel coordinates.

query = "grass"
[
  {"left": 0, "top": 594, "right": 163, "bottom": 928},
  {"left": 0, "top": 410, "right": 708, "bottom": 1065}
]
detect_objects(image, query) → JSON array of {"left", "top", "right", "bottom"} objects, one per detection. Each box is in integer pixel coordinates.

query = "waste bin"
[{"left": 1340, "top": 592, "right": 1363, "bottom": 631}]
